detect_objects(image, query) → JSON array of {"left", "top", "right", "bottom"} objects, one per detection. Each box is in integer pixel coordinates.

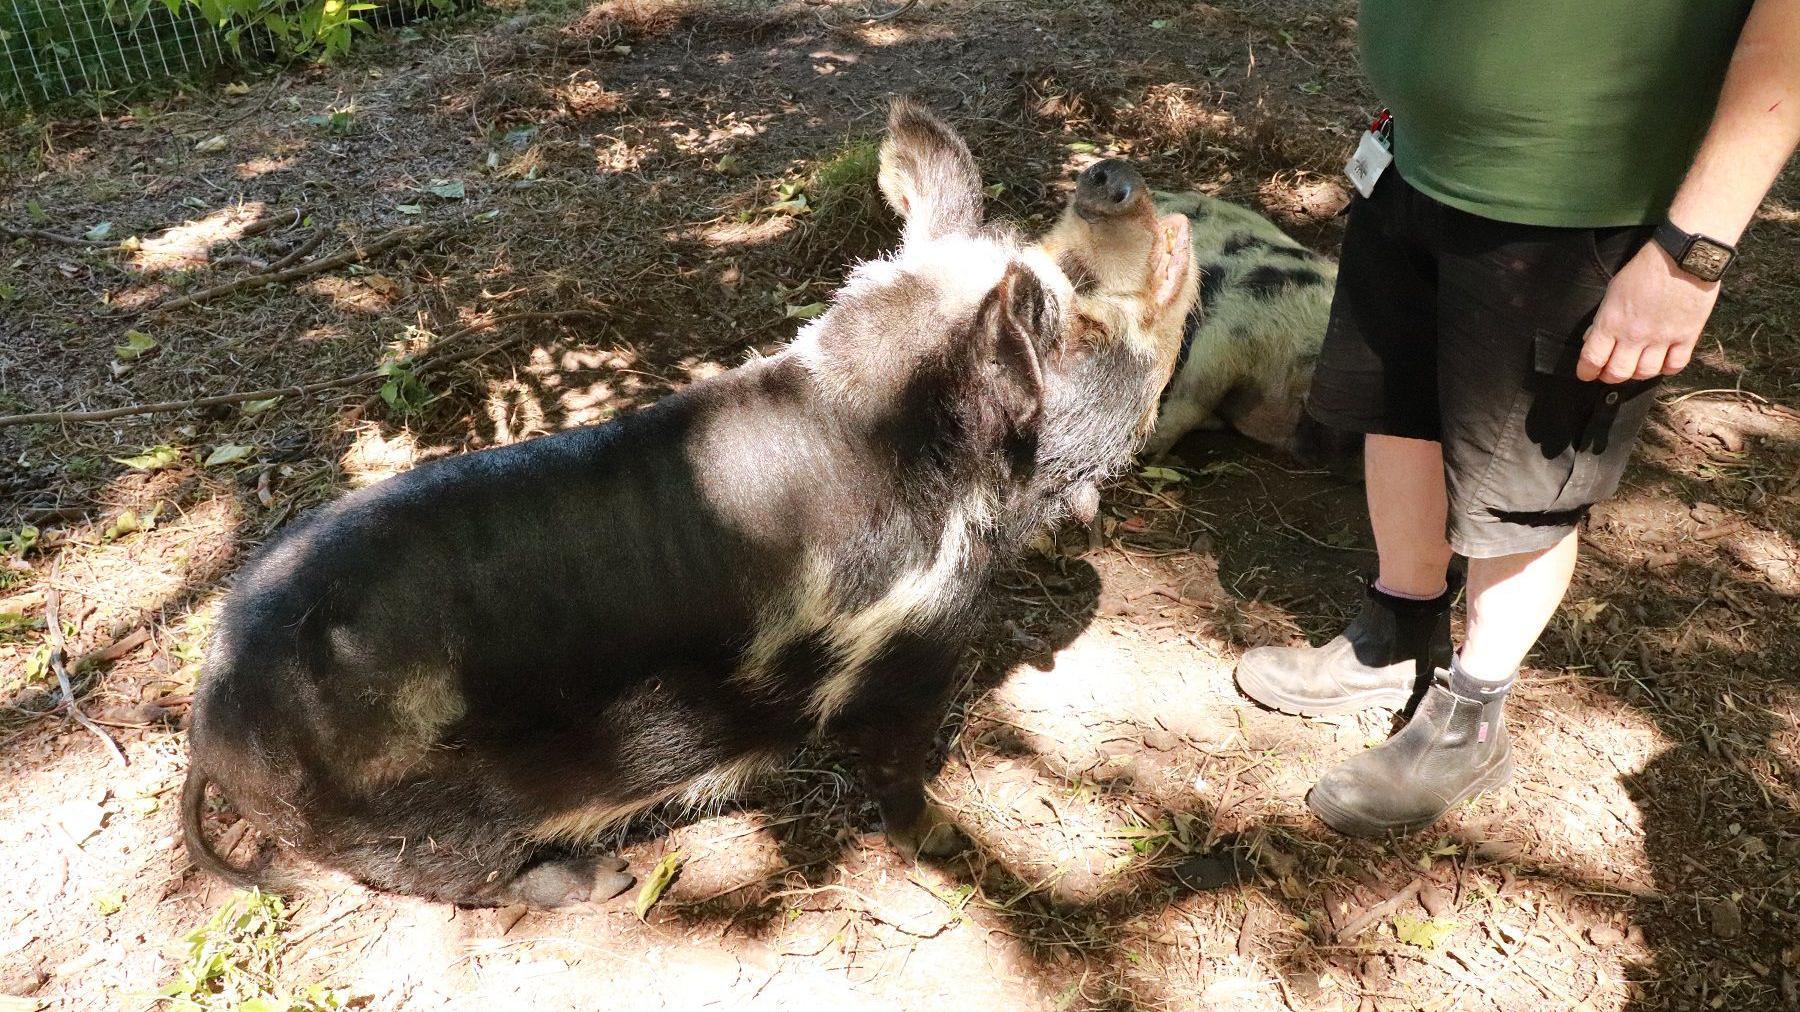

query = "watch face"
[{"left": 1682, "top": 239, "right": 1732, "bottom": 281}]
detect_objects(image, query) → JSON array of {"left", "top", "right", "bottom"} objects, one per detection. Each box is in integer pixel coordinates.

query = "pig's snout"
[{"left": 1075, "top": 159, "right": 1145, "bottom": 219}]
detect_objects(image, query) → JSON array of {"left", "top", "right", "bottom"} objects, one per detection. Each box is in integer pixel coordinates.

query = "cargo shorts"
[{"left": 1308, "top": 169, "right": 1660, "bottom": 559}]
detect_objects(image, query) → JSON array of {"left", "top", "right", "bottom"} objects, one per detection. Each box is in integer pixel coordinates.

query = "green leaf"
[
  {"left": 25, "top": 199, "right": 46, "bottom": 224},
  {"left": 96, "top": 891, "right": 125, "bottom": 916},
  {"left": 112, "top": 445, "right": 180, "bottom": 471},
  {"left": 84, "top": 222, "right": 114, "bottom": 241},
  {"left": 0, "top": 611, "right": 45, "bottom": 635},
  {"left": 784, "top": 302, "right": 828, "bottom": 321},
  {"left": 395, "top": 203, "right": 423, "bottom": 216},
  {"left": 1150, "top": 18, "right": 1170, "bottom": 29},
  {"left": 240, "top": 396, "right": 281, "bottom": 415},
  {"left": 1393, "top": 914, "right": 1458, "bottom": 949},
  {"left": 103, "top": 510, "right": 142, "bottom": 541},
  {"left": 202, "top": 443, "right": 255, "bottom": 467},
  {"left": 115, "top": 329, "right": 158, "bottom": 360},
  {"left": 1066, "top": 140, "right": 1099, "bottom": 154},
  {"left": 425, "top": 179, "right": 465, "bottom": 199},
  {"left": 0, "top": 525, "right": 38, "bottom": 557},
  {"left": 377, "top": 362, "right": 434, "bottom": 416},
  {"left": 1138, "top": 466, "right": 1187, "bottom": 484},
  {"left": 634, "top": 851, "right": 683, "bottom": 920}
]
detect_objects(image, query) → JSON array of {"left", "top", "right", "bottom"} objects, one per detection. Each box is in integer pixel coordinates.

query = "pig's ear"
[
  {"left": 879, "top": 98, "right": 984, "bottom": 245},
  {"left": 975, "top": 262, "right": 1056, "bottom": 438}
]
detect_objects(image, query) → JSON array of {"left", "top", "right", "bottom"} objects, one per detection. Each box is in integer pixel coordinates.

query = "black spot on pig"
[
  {"left": 1197, "top": 264, "right": 1230, "bottom": 313},
  {"left": 1220, "top": 234, "right": 1324, "bottom": 261},
  {"left": 1238, "top": 264, "right": 1327, "bottom": 300},
  {"left": 1170, "top": 307, "right": 1205, "bottom": 384}
]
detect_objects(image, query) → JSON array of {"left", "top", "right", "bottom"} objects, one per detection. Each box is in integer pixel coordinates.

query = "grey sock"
[
  {"left": 1446, "top": 656, "right": 1515, "bottom": 701},
  {"left": 1441, "top": 657, "right": 1511, "bottom": 747}
]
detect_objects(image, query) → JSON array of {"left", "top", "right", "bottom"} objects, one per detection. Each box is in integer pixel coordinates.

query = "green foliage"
[
  {"left": 174, "top": 0, "right": 454, "bottom": 59},
  {"left": 0, "top": 525, "right": 38, "bottom": 557},
  {"left": 377, "top": 361, "right": 435, "bottom": 416},
  {"left": 162, "top": 889, "right": 344, "bottom": 1011}
]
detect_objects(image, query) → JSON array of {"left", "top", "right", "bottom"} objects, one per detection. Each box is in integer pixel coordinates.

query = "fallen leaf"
[
  {"left": 395, "top": 204, "right": 423, "bottom": 216},
  {"left": 95, "top": 892, "right": 124, "bottom": 916},
  {"left": 634, "top": 851, "right": 683, "bottom": 920},
  {"left": 1588, "top": 924, "right": 1624, "bottom": 947},
  {"left": 1705, "top": 897, "right": 1742, "bottom": 939},
  {"left": 1139, "top": 465, "right": 1186, "bottom": 483},
  {"left": 55, "top": 800, "right": 105, "bottom": 844},
  {"left": 1393, "top": 914, "right": 1457, "bottom": 949},
  {"left": 112, "top": 445, "right": 180, "bottom": 471},
  {"left": 784, "top": 302, "right": 828, "bottom": 320},
  {"left": 363, "top": 273, "right": 400, "bottom": 296},
  {"left": 193, "top": 135, "right": 228, "bottom": 153},
  {"left": 425, "top": 179, "right": 465, "bottom": 200},
  {"left": 114, "top": 329, "right": 157, "bottom": 360},
  {"left": 83, "top": 222, "right": 113, "bottom": 241},
  {"left": 223, "top": 81, "right": 251, "bottom": 95},
  {"left": 1419, "top": 878, "right": 1451, "bottom": 918},
  {"left": 240, "top": 396, "right": 281, "bottom": 416},
  {"left": 103, "top": 510, "right": 141, "bottom": 541},
  {"left": 203, "top": 443, "right": 255, "bottom": 468}
]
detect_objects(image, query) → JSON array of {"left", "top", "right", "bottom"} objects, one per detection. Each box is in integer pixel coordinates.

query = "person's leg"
[
  {"left": 1365, "top": 434, "right": 1453, "bottom": 598},
  {"left": 1459, "top": 530, "right": 1579, "bottom": 680},
  {"left": 1307, "top": 209, "right": 1662, "bottom": 837},
  {"left": 1234, "top": 172, "right": 1455, "bottom": 717}
]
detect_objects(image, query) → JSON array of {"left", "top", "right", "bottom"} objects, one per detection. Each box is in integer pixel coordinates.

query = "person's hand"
[{"left": 1577, "top": 242, "right": 1722, "bottom": 383}]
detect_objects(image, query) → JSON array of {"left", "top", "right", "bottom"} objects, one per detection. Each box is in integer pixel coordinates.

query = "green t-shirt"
[{"left": 1361, "top": 1, "right": 1754, "bottom": 227}]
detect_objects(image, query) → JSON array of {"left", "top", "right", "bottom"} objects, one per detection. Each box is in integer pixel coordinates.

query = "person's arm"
[{"left": 1578, "top": 0, "right": 1800, "bottom": 383}]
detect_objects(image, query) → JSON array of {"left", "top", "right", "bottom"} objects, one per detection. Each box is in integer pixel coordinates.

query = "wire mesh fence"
[{"left": 1, "top": 0, "right": 465, "bottom": 108}]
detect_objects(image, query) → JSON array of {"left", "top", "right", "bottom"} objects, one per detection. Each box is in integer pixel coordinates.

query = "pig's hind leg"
[{"left": 313, "top": 775, "right": 631, "bottom": 908}]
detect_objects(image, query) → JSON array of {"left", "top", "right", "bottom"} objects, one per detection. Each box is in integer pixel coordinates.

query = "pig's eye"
[{"left": 1074, "top": 311, "right": 1111, "bottom": 344}]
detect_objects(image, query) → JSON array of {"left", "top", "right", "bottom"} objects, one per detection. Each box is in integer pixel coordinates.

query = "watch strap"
[
  {"left": 1651, "top": 220, "right": 1693, "bottom": 266},
  {"left": 1652, "top": 219, "right": 1736, "bottom": 282}
]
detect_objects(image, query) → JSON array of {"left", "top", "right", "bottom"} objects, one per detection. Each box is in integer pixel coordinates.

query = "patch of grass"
[
  {"left": 161, "top": 890, "right": 344, "bottom": 1012},
  {"left": 790, "top": 137, "right": 892, "bottom": 275},
  {"left": 809, "top": 138, "right": 886, "bottom": 233}
]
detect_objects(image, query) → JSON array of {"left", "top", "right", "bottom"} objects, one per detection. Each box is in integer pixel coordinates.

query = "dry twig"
[
  {"left": 42, "top": 564, "right": 127, "bottom": 768},
  {"left": 0, "top": 374, "right": 382, "bottom": 428},
  {"left": 865, "top": 0, "right": 919, "bottom": 22},
  {"left": 0, "top": 224, "right": 108, "bottom": 247},
  {"left": 1336, "top": 878, "right": 1423, "bottom": 941},
  {"left": 132, "top": 223, "right": 454, "bottom": 318},
  {"left": 0, "top": 309, "right": 602, "bottom": 429}
]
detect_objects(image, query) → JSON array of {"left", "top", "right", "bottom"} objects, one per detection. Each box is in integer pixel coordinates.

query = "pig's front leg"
[{"left": 828, "top": 645, "right": 966, "bottom": 858}]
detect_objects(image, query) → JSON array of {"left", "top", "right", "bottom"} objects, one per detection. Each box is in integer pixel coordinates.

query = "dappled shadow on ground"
[{"left": 0, "top": 0, "right": 1795, "bottom": 1009}]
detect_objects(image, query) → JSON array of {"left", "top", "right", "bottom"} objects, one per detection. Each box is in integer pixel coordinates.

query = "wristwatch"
[{"left": 1652, "top": 220, "right": 1736, "bottom": 283}]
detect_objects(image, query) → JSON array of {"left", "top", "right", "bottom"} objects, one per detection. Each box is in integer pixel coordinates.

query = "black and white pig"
[
  {"left": 181, "top": 101, "right": 1199, "bottom": 908},
  {"left": 1146, "top": 192, "right": 1342, "bottom": 460}
]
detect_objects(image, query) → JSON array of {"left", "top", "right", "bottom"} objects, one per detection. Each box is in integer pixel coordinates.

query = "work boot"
[
  {"left": 1307, "top": 659, "right": 1514, "bottom": 837},
  {"left": 1235, "top": 579, "right": 1456, "bottom": 716}
]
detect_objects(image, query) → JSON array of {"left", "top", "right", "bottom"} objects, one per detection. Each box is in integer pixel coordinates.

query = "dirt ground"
[{"left": 1, "top": 1, "right": 1797, "bottom": 1009}]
